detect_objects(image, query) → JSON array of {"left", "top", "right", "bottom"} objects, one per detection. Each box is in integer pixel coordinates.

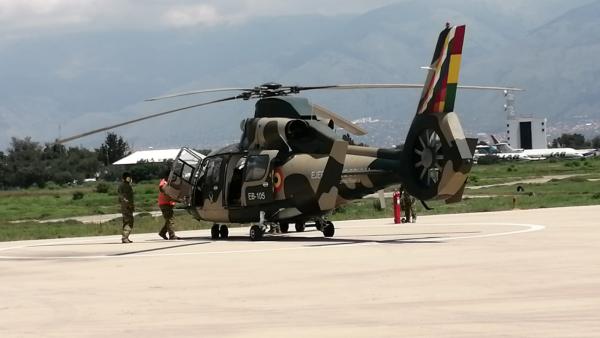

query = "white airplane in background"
[
  {"left": 474, "top": 144, "right": 533, "bottom": 161},
  {"left": 489, "top": 135, "right": 595, "bottom": 159}
]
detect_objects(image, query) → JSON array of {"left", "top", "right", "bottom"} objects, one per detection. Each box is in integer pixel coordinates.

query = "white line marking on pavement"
[{"left": 0, "top": 222, "right": 545, "bottom": 260}]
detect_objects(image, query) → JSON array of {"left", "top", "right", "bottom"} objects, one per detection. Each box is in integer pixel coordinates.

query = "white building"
[
  {"left": 506, "top": 117, "right": 548, "bottom": 150},
  {"left": 113, "top": 148, "right": 205, "bottom": 165},
  {"left": 503, "top": 91, "right": 547, "bottom": 150}
]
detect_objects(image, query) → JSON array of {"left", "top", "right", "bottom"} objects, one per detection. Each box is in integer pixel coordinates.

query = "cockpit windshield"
[{"left": 244, "top": 155, "right": 269, "bottom": 181}]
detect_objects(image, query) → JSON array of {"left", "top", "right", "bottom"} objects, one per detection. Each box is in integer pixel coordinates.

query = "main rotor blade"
[
  {"left": 312, "top": 104, "right": 368, "bottom": 136},
  {"left": 298, "top": 83, "right": 524, "bottom": 92},
  {"left": 145, "top": 88, "right": 252, "bottom": 101},
  {"left": 298, "top": 84, "right": 424, "bottom": 90},
  {"left": 56, "top": 95, "right": 242, "bottom": 144}
]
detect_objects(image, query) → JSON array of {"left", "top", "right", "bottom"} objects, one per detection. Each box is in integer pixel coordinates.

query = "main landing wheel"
[
  {"left": 295, "top": 221, "right": 306, "bottom": 232},
  {"left": 219, "top": 225, "right": 229, "bottom": 239},
  {"left": 211, "top": 224, "right": 220, "bottom": 240},
  {"left": 279, "top": 222, "right": 289, "bottom": 233},
  {"left": 322, "top": 221, "right": 335, "bottom": 238},
  {"left": 249, "top": 225, "right": 264, "bottom": 241}
]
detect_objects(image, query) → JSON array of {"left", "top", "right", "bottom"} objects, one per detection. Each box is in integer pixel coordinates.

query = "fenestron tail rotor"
[{"left": 413, "top": 129, "right": 444, "bottom": 187}]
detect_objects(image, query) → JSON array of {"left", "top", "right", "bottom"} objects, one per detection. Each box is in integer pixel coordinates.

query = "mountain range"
[{"left": 1, "top": 0, "right": 598, "bottom": 150}]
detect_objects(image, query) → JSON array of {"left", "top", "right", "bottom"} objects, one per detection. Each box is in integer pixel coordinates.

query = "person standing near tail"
[
  {"left": 118, "top": 172, "right": 135, "bottom": 243},
  {"left": 158, "top": 172, "right": 181, "bottom": 240},
  {"left": 401, "top": 187, "right": 417, "bottom": 223}
]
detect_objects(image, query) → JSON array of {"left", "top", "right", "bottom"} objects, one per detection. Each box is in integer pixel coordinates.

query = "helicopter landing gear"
[
  {"left": 315, "top": 222, "right": 323, "bottom": 231},
  {"left": 219, "top": 225, "right": 229, "bottom": 239},
  {"left": 295, "top": 221, "right": 306, "bottom": 232},
  {"left": 249, "top": 211, "right": 267, "bottom": 241},
  {"left": 249, "top": 225, "right": 264, "bottom": 241},
  {"left": 211, "top": 224, "right": 229, "bottom": 240},
  {"left": 211, "top": 224, "right": 219, "bottom": 240},
  {"left": 322, "top": 221, "right": 335, "bottom": 237}
]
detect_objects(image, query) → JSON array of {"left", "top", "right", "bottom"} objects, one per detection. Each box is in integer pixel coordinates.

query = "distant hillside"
[{"left": 0, "top": 0, "right": 596, "bottom": 150}]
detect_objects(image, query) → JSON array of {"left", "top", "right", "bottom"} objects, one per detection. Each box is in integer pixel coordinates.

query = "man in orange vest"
[{"left": 158, "top": 171, "right": 181, "bottom": 240}]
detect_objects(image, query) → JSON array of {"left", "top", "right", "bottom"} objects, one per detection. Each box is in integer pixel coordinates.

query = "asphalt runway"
[{"left": 1, "top": 205, "right": 599, "bottom": 337}]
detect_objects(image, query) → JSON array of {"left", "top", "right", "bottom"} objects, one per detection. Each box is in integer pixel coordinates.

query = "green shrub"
[
  {"left": 477, "top": 156, "right": 500, "bottom": 165},
  {"left": 371, "top": 199, "right": 385, "bottom": 211},
  {"left": 565, "top": 161, "right": 581, "bottom": 168},
  {"left": 46, "top": 181, "right": 60, "bottom": 190},
  {"left": 72, "top": 191, "right": 85, "bottom": 200},
  {"left": 95, "top": 182, "right": 110, "bottom": 193}
]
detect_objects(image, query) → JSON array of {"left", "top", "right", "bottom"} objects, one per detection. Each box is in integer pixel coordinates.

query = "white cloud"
[
  {"left": 0, "top": 0, "right": 403, "bottom": 37},
  {"left": 0, "top": 0, "right": 92, "bottom": 29},
  {"left": 162, "top": 4, "right": 225, "bottom": 28},
  {"left": 0, "top": 0, "right": 577, "bottom": 40}
]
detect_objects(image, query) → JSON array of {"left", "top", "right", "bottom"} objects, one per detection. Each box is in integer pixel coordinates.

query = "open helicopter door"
[
  {"left": 240, "top": 150, "right": 278, "bottom": 207},
  {"left": 163, "top": 147, "right": 205, "bottom": 206}
]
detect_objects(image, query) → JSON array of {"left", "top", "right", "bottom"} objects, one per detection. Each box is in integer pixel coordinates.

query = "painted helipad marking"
[{"left": 0, "top": 222, "right": 545, "bottom": 260}]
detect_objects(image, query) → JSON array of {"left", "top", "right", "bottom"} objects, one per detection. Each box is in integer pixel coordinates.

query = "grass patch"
[
  {"left": 0, "top": 212, "right": 213, "bottom": 242},
  {"left": 1, "top": 158, "right": 600, "bottom": 241}
]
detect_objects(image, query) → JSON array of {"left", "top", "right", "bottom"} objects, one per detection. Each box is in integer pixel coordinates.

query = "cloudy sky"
[
  {"left": 0, "top": 0, "right": 403, "bottom": 37},
  {"left": 1, "top": 0, "right": 594, "bottom": 149},
  {"left": 0, "top": 0, "right": 576, "bottom": 40}
]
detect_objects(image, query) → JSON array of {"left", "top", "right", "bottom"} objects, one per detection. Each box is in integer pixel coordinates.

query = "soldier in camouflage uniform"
[
  {"left": 400, "top": 186, "right": 417, "bottom": 223},
  {"left": 118, "top": 172, "right": 135, "bottom": 243}
]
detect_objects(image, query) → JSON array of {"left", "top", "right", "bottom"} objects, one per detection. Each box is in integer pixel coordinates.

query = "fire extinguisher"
[{"left": 393, "top": 190, "right": 402, "bottom": 224}]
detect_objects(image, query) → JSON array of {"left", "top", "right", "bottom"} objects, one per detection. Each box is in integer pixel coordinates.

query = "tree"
[
  {"left": 129, "top": 161, "right": 173, "bottom": 182},
  {"left": 5, "top": 137, "right": 46, "bottom": 188},
  {"left": 96, "top": 132, "right": 130, "bottom": 165},
  {"left": 0, "top": 151, "right": 7, "bottom": 189},
  {"left": 591, "top": 135, "right": 600, "bottom": 149},
  {"left": 551, "top": 133, "right": 590, "bottom": 148}
]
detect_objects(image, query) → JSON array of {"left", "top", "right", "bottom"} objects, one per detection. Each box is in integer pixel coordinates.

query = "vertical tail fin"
[
  {"left": 417, "top": 25, "right": 466, "bottom": 115},
  {"left": 402, "top": 25, "right": 474, "bottom": 202},
  {"left": 490, "top": 134, "right": 500, "bottom": 144}
]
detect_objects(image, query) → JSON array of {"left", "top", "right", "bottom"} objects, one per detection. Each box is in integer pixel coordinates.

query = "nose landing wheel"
[{"left": 320, "top": 221, "right": 335, "bottom": 237}]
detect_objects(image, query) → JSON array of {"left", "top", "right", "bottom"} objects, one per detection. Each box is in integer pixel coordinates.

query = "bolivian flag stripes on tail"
[{"left": 417, "top": 25, "right": 466, "bottom": 115}]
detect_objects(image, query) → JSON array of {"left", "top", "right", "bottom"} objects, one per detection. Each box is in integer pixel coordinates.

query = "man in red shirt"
[{"left": 158, "top": 172, "right": 181, "bottom": 240}]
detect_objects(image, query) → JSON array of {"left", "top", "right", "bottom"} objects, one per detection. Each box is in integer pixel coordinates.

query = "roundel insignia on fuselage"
[{"left": 273, "top": 168, "right": 284, "bottom": 192}]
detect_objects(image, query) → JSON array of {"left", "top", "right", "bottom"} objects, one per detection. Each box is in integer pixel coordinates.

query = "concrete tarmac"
[{"left": 1, "top": 205, "right": 599, "bottom": 337}]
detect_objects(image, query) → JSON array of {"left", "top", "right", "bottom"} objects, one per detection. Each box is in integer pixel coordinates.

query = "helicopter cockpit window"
[
  {"left": 244, "top": 155, "right": 269, "bottom": 182},
  {"left": 172, "top": 160, "right": 195, "bottom": 184},
  {"left": 205, "top": 157, "right": 223, "bottom": 186}
]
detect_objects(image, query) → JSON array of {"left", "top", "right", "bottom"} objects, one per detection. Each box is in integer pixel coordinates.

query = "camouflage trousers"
[
  {"left": 159, "top": 205, "right": 176, "bottom": 238},
  {"left": 121, "top": 208, "right": 134, "bottom": 240},
  {"left": 401, "top": 202, "right": 417, "bottom": 222}
]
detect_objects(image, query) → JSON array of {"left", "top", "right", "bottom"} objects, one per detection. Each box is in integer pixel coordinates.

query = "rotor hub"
[{"left": 421, "top": 147, "right": 434, "bottom": 168}]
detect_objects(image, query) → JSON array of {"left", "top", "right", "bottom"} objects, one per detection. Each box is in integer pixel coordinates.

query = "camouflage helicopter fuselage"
[
  {"left": 164, "top": 24, "right": 476, "bottom": 231},
  {"left": 175, "top": 95, "right": 473, "bottom": 226}
]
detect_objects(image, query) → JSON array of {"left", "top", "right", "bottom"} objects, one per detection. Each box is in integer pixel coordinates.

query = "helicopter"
[{"left": 57, "top": 24, "right": 521, "bottom": 241}]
